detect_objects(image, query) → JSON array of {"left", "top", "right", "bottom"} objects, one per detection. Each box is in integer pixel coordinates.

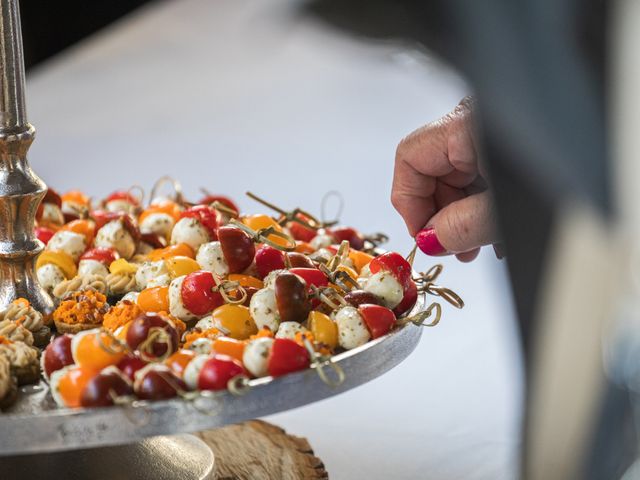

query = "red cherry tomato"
[
  {"left": 286, "top": 213, "right": 317, "bottom": 243},
  {"left": 117, "top": 355, "right": 148, "bottom": 382},
  {"left": 134, "top": 364, "right": 186, "bottom": 400},
  {"left": 393, "top": 279, "right": 418, "bottom": 316},
  {"left": 268, "top": 338, "right": 310, "bottom": 377},
  {"left": 106, "top": 190, "right": 140, "bottom": 205},
  {"left": 140, "top": 232, "right": 167, "bottom": 249},
  {"left": 198, "top": 355, "right": 246, "bottom": 391},
  {"left": 80, "top": 368, "right": 133, "bottom": 407},
  {"left": 289, "top": 268, "right": 328, "bottom": 289},
  {"left": 126, "top": 313, "right": 180, "bottom": 358},
  {"left": 42, "top": 334, "right": 74, "bottom": 380},
  {"left": 274, "top": 271, "right": 311, "bottom": 323},
  {"left": 180, "top": 205, "right": 219, "bottom": 239},
  {"left": 80, "top": 247, "right": 119, "bottom": 265},
  {"left": 218, "top": 225, "right": 256, "bottom": 273},
  {"left": 286, "top": 252, "right": 315, "bottom": 269},
  {"left": 44, "top": 188, "right": 63, "bottom": 208},
  {"left": 369, "top": 252, "right": 412, "bottom": 288},
  {"left": 35, "top": 226, "right": 55, "bottom": 245},
  {"left": 358, "top": 304, "right": 396, "bottom": 339},
  {"left": 198, "top": 194, "right": 239, "bottom": 215},
  {"left": 329, "top": 226, "right": 365, "bottom": 251},
  {"left": 181, "top": 271, "right": 224, "bottom": 316},
  {"left": 255, "top": 245, "right": 286, "bottom": 279}
]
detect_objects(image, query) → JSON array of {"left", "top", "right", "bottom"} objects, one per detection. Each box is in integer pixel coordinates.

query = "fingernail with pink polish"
[{"left": 415, "top": 227, "right": 447, "bottom": 256}]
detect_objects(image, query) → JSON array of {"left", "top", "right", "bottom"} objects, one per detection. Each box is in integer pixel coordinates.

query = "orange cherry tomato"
[
  {"left": 164, "top": 349, "right": 196, "bottom": 378},
  {"left": 56, "top": 366, "right": 97, "bottom": 408},
  {"left": 72, "top": 330, "right": 126, "bottom": 371},
  {"left": 62, "top": 219, "right": 95, "bottom": 245},
  {"left": 241, "top": 214, "right": 288, "bottom": 248},
  {"left": 61, "top": 190, "right": 90, "bottom": 206},
  {"left": 212, "top": 304, "right": 257, "bottom": 340},
  {"left": 212, "top": 337, "right": 245, "bottom": 363},
  {"left": 139, "top": 201, "right": 181, "bottom": 224},
  {"left": 147, "top": 243, "right": 195, "bottom": 261},
  {"left": 137, "top": 286, "right": 170, "bottom": 313},
  {"left": 295, "top": 241, "right": 315, "bottom": 254},
  {"left": 348, "top": 249, "right": 374, "bottom": 273},
  {"left": 227, "top": 274, "right": 264, "bottom": 290}
]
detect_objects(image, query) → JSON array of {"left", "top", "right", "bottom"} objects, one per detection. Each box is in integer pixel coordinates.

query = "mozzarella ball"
[
  {"left": 183, "top": 354, "right": 208, "bottom": 390},
  {"left": 194, "top": 315, "right": 216, "bottom": 332},
  {"left": 120, "top": 291, "right": 140, "bottom": 304},
  {"left": 362, "top": 271, "right": 403, "bottom": 309},
  {"left": 135, "top": 260, "right": 169, "bottom": 290},
  {"left": 276, "top": 322, "right": 308, "bottom": 340},
  {"left": 262, "top": 269, "right": 287, "bottom": 289},
  {"left": 95, "top": 220, "right": 136, "bottom": 259},
  {"left": 311, "top": 233, "right": 334, "bottom": 250},
  {"left": 243, "top": 337, "right": 274, "bottom": 377},
  {"left": 168, "top": 275, "right": 198, "bottom": 322},
  {"left": 42, "top": 203, "right": 64, "bottom": 225},
  {"left": 196, "top": 241, "right": 229, "bottom": 277},
  {"left": 46, "top": 230, "right": 86, "bottom": 261},
  {"left": 140, "top": 212, "right": 175, "bottom": 238},
  {"left": 189, "top": 338, "right": 214, "bottom": 355},
  {"left": 249, "top": 288, "right": 280, "bottom": 331},
  {"left": 309, "top": 248, "right": 334, "bottom": 264},
  {"left": 170, "top": 217, "right": 210, "bottom": 251},
  {"left": 147, "top": 274, "right": 171, "bottom": 288},
  {"left": 106, "top": 199, "right": 136, "bottom": 215},
  {"left": 37, "top": 264, "right": 66, "bottom": 292},
  {"left": 334, "top": 306, "right": 370, "bottom": 350},
  {"left": 78, "top": 259, "right": 109, "bottom": 278}
]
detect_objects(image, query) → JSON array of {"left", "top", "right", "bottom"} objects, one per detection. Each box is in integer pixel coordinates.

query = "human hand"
[{"left": 391, "top": 97, "right": 500, "bottom": 262}]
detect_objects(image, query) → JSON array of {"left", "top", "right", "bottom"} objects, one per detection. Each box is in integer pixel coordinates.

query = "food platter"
[{"left": 0, "top": 294, "right": 425, "bottom": 456}]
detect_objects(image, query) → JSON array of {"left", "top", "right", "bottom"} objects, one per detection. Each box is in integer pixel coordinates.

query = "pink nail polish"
[{"left": 415, "top": 227, "right": 446, "bottom": 256}]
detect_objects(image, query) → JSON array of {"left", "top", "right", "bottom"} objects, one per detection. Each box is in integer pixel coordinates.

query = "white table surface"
[{"left": 25, "top": 1, "right": 523, "bottom": 478}]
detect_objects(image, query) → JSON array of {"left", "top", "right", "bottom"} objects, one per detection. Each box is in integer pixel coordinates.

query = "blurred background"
[{"left": 19, "top": 0, "right": 622, "bottom": 478}]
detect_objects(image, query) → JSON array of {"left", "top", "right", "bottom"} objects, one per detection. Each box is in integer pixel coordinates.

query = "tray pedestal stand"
[{"left": 0, "top": 0, "right": 215, "bottom": 477}]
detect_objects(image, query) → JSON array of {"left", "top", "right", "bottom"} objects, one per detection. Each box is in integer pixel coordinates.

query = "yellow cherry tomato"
[
  {"left": 165, "top": 256, "right": 200, "bottom": 278},
  {"left": 36, "top": 250, "right": 77, "bottom": 279},
  {"left": 349, "top": 249, "right": 374, "bottom": 273},
  {"left": 109, "top": 258, "right": 138, "bottom": 275},
  {"left": 212, "top": 304, "right": 257, "bottom": 340},
  {"left": 227, "top": 274, "right": 264, "bottom": 290},
  {"left": 137, "top": 286, "right": 170, "bottom": 313},
  {"left": 307, "top": 311, "right": 338, "bottom": 349}
]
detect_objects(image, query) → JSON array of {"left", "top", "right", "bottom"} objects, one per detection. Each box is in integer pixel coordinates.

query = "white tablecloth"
[{"left": 26, "top": 1, "right": 523, "bottom": 478}]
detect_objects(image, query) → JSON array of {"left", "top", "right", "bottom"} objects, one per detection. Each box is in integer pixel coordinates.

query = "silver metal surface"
[
  {"left": 0, "top": 294, "right": 425, "bottom": 455},
  {"left": 0, "top": 434, "right": 215, "bottom": 480},
  {"left": 0, "top": 0, "right": 52, "bottom": 314}
]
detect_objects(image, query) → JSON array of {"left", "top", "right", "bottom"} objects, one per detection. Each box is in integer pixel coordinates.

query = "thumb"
[{"left": 415, "top": 190, "right": 497, "bottom": 255}]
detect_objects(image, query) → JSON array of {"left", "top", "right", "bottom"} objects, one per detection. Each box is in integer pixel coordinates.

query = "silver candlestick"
[{"left": 0, "top": 0, "right": 53, "bottom": 314}]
